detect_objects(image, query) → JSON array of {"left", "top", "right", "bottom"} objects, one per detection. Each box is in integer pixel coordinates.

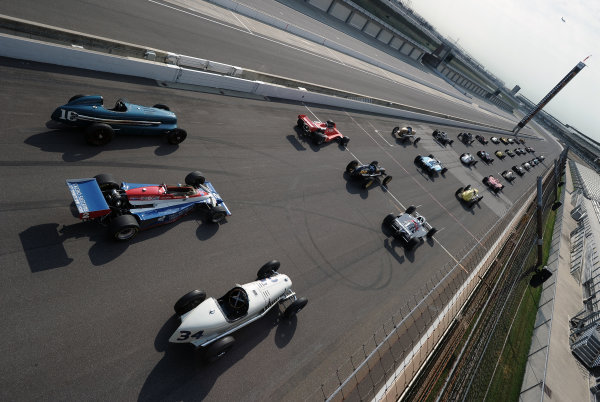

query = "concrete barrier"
[{"left": 0, "top": 31, "right": 514, "bottom": 134}]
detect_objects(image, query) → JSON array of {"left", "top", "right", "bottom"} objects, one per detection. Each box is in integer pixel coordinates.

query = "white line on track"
[
  {"left": 230, "top": 10, "right": 253, "bottom": 34},
  {"left": 367, "top": 121, "right": 394, "bottom": 147},
  {"left": 324, "top": 47, "right": 346, "bottom": 66}
]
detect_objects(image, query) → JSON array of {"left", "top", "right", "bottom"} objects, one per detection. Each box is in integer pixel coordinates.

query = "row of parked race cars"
[{"left": 47, "top": 94, "right": 543, "bottom": 360}]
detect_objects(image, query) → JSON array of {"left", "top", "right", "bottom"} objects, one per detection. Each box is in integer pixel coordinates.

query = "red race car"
[{"left": 297, "top": 115, "right": 350, "bottom": 146}]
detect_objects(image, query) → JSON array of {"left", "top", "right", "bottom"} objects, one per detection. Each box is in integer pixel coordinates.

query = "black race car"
[
  {"left": 458, "top": 132, "right": 475, "bottom": 145},
  {"left": 432, "top": 129, "right": 454, "bottom": 146},
  {"left": 475, "top": 134, "right": 488, "bottom": 145},
  {"left": 477, "top": 150, "right": 494, "bottom": 164},
  {"left": 512, "top": 165, "right": 525, "bottom": 176},
  {"left": 346, "top": 160, "right": 392, "bottom": 189}
]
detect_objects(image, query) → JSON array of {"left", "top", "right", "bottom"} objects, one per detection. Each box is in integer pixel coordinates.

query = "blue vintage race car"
[
  {"left": 66, "top": 171, "right": 230, "bottom": 241},
  {"left": 48, "top": 95, "right": 187, "bottom": 145},
  {"left": 414, "top": 154, "right": 448, "bottom": 176}
]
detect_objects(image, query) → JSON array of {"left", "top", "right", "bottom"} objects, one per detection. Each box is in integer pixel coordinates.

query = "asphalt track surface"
[
  {"left": 0, "top": 0, "right": 519, "bottom": 129},
  {"left": 0, "top": 56, "right": 561, "bottom": 401}
]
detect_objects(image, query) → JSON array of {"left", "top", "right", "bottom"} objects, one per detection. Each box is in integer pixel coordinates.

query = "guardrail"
[{"left": 0, "top": 21, "right": 520, "bottom": 135}]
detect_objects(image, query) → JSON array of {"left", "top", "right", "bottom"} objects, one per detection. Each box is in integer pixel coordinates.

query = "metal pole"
[{"left": 536, "top": 177, "right": 543, "bottom": 269}]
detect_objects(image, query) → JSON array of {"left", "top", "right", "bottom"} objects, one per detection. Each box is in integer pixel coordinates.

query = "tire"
[
  {"left": 427, "top": 227, "right": 437, "bottom": 238},
  {"left": 455, "top": 187, "right": 463, "bottom": 197},
  {"left": 414, "top": 156, "right": 421, "bottom": 165},
  {"left": 428, "top": 154, "right": 434, "bottom": 159},
  {"left": 283, "top": 297, "right": 308, "bottom": 319},
  {"left": 341, "top": 137, "right": 350, "bottom": 146},
  {"left": 472, "top": 161, "right": 478, "bottom": 166},
  {"left": 109, "top": 214, "right": 139, "bottom": 241},
  {"left": 383, "top": 214, "right": 396, "bottom": 226},
  {"left": 174, "top": 289, "right": 207, "bottom": 315},
  {"left": 167, "top": 128, "right": 187, "bottom": 144},
  {"left": 414, "top": 137, "right": 421, "bottom": 144},
  {"left": 85, "top": 123, "right": 114, "bottom": 146},
  {"left": 441, "top": 167, "right": 448, "bottom": 175},
  {"left": 257, "top": 260, "right": 280, "bottom": 279},
  {"left": 94, "top": 174, "right": 119, "bottom": 191},
  {"left": 209, "top": 205, "right": 228, "bottom": 223},
  {"left": 153, "top": 104, "right": 170, "bottom": 111},
  {"left": 346, "top": 160, "right": 359, "bottom": 173},
  {"left": 483, "top": 177, "right": 489, "bottom": 185},
  {"left": 405, "top": 205, "right": 416, "bottom": 214},
  {"left": 392, "top": 127, "right": 400, "bottom": 137},
  {"left": 405, "top": 237, "right": 419, "bottom": 251},
  {"left": 382, "top": 176, "right": 392, "bottom": 186},
  {"left": 313, "top": 133, "right": 325, "bottom": 145},
  {"left": 362, "top": 178, "right": 374, "bottom": 189},
  {"left": 297, "top": 118, "right": 303, "bottom": 128},
  {"left": 449, "top": 140, "right": 454, "bottom": 145},
  {"left": 185, "top": 171, "right": 205, "bottom": 186},
  {"left": 68, "top": 94, "right": 87, "bottom": 103},
  {"left": 205, "top": 336, "right": 235, "bottom": 362}
]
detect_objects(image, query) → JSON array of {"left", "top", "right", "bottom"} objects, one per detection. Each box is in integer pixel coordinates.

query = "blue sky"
[{"left": 410, "top": 0, "right": 599, "bottom": 141}]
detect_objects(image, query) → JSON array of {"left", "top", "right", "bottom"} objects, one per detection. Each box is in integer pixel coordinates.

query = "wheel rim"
[{"left": 116, "top": 227, "right": 137, "bottom": 240}]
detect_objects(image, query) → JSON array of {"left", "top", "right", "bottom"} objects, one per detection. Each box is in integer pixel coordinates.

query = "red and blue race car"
[
  {"left": 66, "top": 171, "right": 230, "bottom": 241},
  {"left": 297, "top": 115, "right": 350, "bottom": 146}
]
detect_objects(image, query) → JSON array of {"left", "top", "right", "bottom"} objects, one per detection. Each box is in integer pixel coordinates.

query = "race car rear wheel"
[
  {"left": 362, "top": 178, "right": 374, "bottom": 189},
  {"left": 167, "top": 128, "right": 187, "bottom": 145},
  {"left": 405, "top": 238, "right": 419, "bottom": 251},
  {"left": 205, "top": 336, "right": 235, "bottom": 362},
  {"left": 283, "top": 297, "right": 308, "bottom": 319},
  {"left": 312, "top": 133, "right": 326, "bottom": 145},
  {"left": 382, "top": 176, "right": 392, "bottom": 186},
  {"left": 296, "top": 118, "right": 303, "bottom": 128},
  {"left": 405, "top": 205, "right": 416, "bottom": 214},
  {"left": 94, "top": 174, "right": 119, "bottom": 191},
  {"left": 85, "top": 123, "right": 114, "bottom": 146},
  {"left": 455, "top": 187, "right": 464, "bottom": 197},
  {"left": 391, "top": 127, "right": 400, "bottom": 137},
  {"left": 109, "top": 214, "right": 139, "bottom": 241},
  {"left": 341, "top": 136, "right": 350, "bottom": 146},
  {"left": 414, "top": 137, "right": 421, "bottom": 144},
  {"left": 345, "top": 160, "right": 359, "bottom": 173},
  {"left": 427, "top": 227, "right": 438, "bottom": 238},
  {"left": 153, "top": 104, "right": 170, "bottom": 111},
  {"left": 482, "top": 177, "right": 489, "bottom": 185},
  {"left": 441, "top": 167, "right": 448, "bottom": 175},
  {"left": 209, "top": 205, "right": 228, "bottom": 223},
  {"left": 174, "top": 290, "right": 207, "bottom": 315},
  {"left": 257, "top": 260, "right": 280, "bottom": 279},
  {"left": 185, "top": 171, "right": 205, "bottom": 186}
]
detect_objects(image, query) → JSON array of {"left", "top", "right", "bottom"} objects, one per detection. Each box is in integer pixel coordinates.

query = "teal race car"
[{"left": 48, "top": 95, "right": 187, "bottom": 145}]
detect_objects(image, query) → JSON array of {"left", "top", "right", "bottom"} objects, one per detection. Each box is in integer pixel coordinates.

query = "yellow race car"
[{"left": 455, "top": 185, "right": 483, "bottom": 208}]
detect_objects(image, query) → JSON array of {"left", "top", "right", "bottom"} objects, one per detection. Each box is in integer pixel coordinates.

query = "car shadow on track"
[
  {"left": 140, "top": 308, "right": 296, "bottom": 401},
  {"left": 20, "top": 214, "right": 220, "bottom": 272},
  {"left": 25, "top": 130, "right": 180, "bottom": 162}
]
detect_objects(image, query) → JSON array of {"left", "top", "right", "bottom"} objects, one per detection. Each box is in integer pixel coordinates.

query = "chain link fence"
[{"left": 310, "top": 149, "right": 568, "bottom": 401}]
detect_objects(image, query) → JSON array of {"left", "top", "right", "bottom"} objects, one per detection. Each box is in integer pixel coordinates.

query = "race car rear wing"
[{"left": 66, "top": 178, "right": 111, "bottom": 221}]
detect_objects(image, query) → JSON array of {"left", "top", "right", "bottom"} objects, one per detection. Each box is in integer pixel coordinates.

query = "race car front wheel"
[
  {"left": 109, "top": 214, "right": 139, "bottom": 241},
  {"left": 283, "top": 297, "right": 308, "bottom": 319},
  {"left": 167, "top": 129, "right": 187, "bottom": 145},
  {"left": 174, "top": 290, "right": 207, "bottom": 315},
  {"left": 85, "top": 123, "right": 114, "bottom": 146},
  {"left": 209, "top": 205, "right": 228, "bottom": 223},
  {"left": 382, "top": 176, "right": 392, "bottom": 186}
]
